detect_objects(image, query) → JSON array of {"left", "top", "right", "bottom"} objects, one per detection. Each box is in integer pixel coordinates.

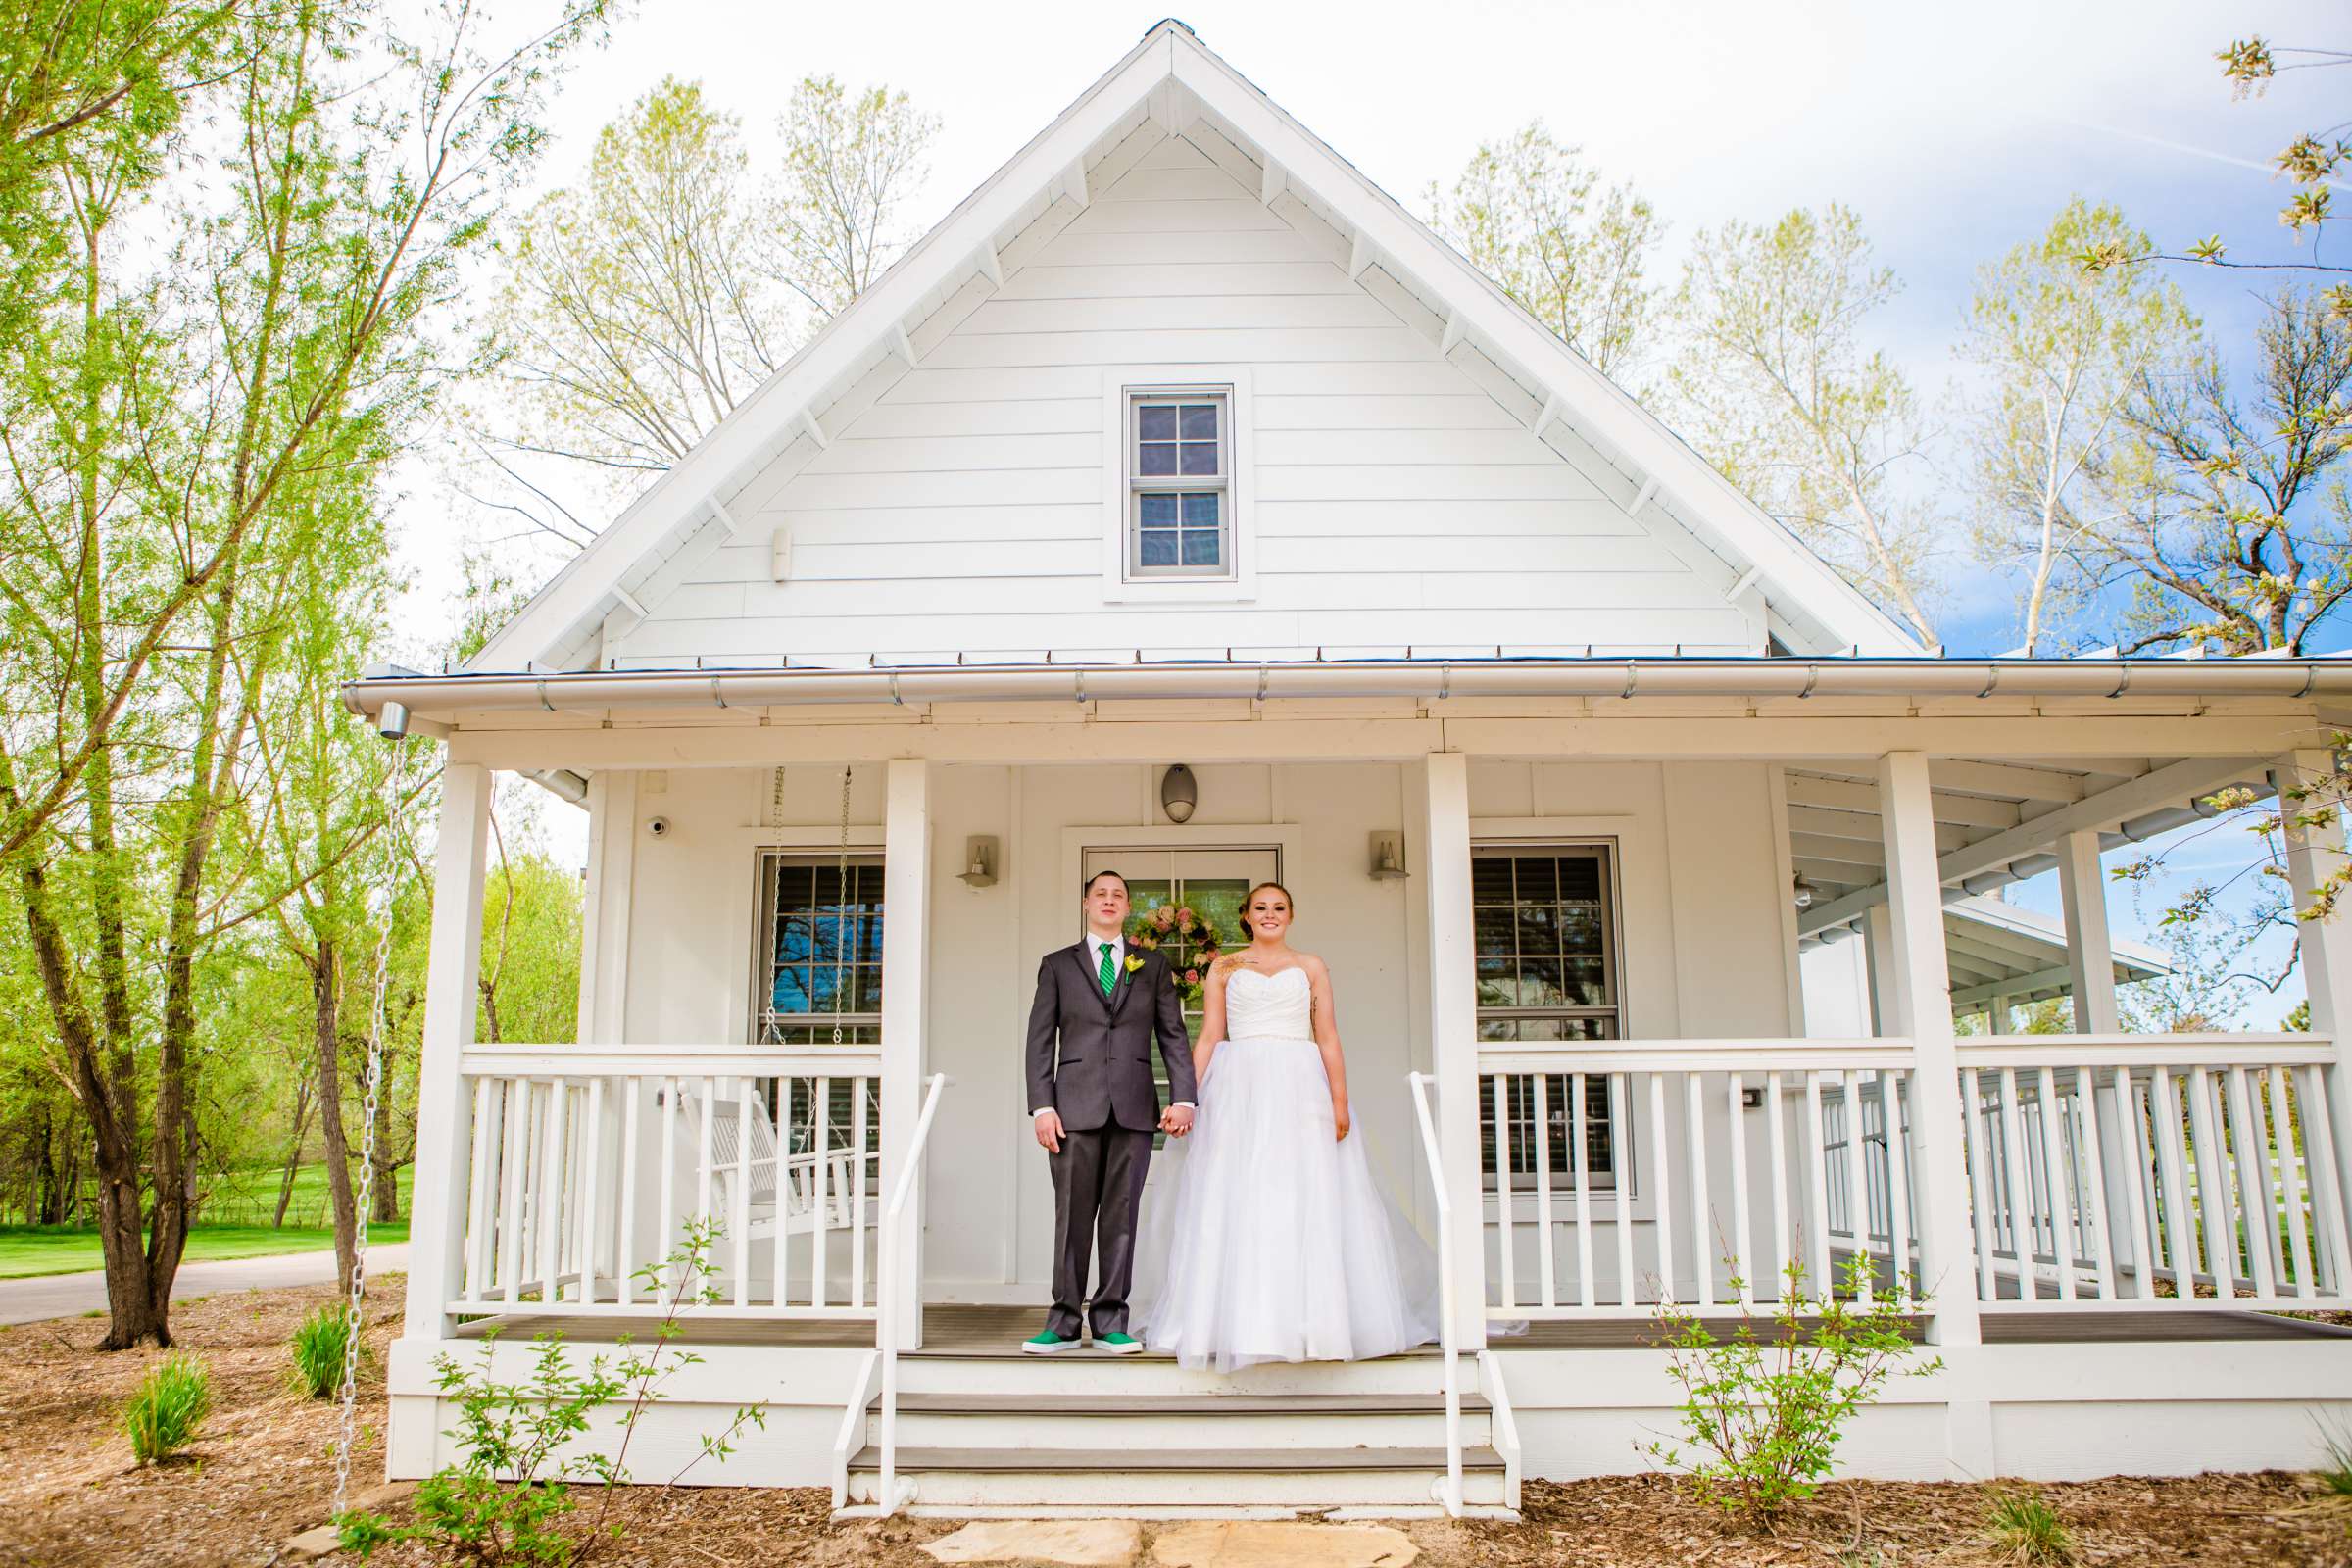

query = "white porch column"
[
  {"left": 2058, "top": 829, "right": 2119, "bottom": 1034},
  {"left": 1877, "top": 753, "right": 1983, "bottom": 1349},
  {"left": 1419, "top": 751, "right": 1488, "bottom": 1349},
  {"left": 1862, "top": 903, "right": 1904, "bottom": 1038},
  {"left": 878, "top": 758, "right": 933, "bottom": 1348},
  {"left": 2277, "top": 750, "right": 2352, "bottom": 1234},
  {"left": 574, "top": 770, "right": 637, "bottom": 1045},
  {"left": 404, "top": 761, "right": 492, "bottom": 1340}
]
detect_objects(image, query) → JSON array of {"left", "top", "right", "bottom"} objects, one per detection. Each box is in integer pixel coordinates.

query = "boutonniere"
[{"left": 1124, "top": 955, "right": 1146, "bottom": 974}]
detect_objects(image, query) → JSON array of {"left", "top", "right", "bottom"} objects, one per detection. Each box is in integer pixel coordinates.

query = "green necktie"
[{"left": 1098, "top": 940, "right": 1117, "bottom": 996}]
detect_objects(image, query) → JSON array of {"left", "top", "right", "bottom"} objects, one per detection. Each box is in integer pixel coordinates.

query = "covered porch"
[{"left": 354, "top": 657, "right": 2352, "bottom": 1494}]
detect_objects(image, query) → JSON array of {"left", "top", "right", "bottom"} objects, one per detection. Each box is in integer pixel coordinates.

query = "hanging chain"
[
  {"left": 769, "top": 764, "right": 787, "bottom": 830},
  {"left": 833, "top": 764, "right": 851, "bottom": 1047},
  {"left": 335, "top": 735, "right": 414, "bottom": 1519}
]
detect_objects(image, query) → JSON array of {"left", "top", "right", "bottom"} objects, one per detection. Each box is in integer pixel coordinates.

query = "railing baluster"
[
  {"left": 1726, "top": 1071, "right": 1751, "bottom": 1307},
  {"left": 1493, "top": 1072, "right": 1517, "bottom": 1312},
  {"left": 2036, "top": 1066, "right": 2077, "bottom": 1302},
  {"left": 1649, "top": 1070, "right": 1675, "bottom": 1304},
  {"left": 1963, "top": 1067, "right": 1998, "bottom": 1302},
  {"left": 2075, "top": 1067, "right": 2117, "bottom": 1300},
  {"left": 1610, "top": 1071, "right": 1635, "bottom": 1308},
  {"left": 734, "top": 1075, "right": 755, "bottom": 1306},
  {"left": 1766, "top": 1069, "right": 1790, "bottom": 1304},
  {"left": 539, "top": 1075, "right": 567, "bottom": 1302},
  {"left": 773, "top": 1075, "right": 793, "bottom": 1310},
  {"left": 1686, "top": 1071, "right": 1713, "bottom": 1308},
  {"left": 1997, "top": 1067, "right": 2035, "bottom": 1302},
  {"left": 1883, "top": 1070, "right": 1911, "bottom": 1299},
  {"left": 1532, "top": 1073, "right": 1555, "bottom": 1310},
  {"left": 618, "top": 1077, "right": 640, "bottom": 1306},
  {"left": 1571, "top": 1073, "right": 1594, "bottom": 1310},
  {"left": 2152, "top": 1067, "right": 2199, "bottom": 1302},
  {"left": 2227, "top": 1066, "right": 2278, "bottom": 1301},
  {"left": 1844, "top": 1072, "right": 1874, "bottom": 1304},
  {"left": 498, "top": 1079, "right": 527, "bottom": 1304},
  {"left": 1803, "top": 1070, "right": 1831, "bottom": 1298},
  {"left": 659, "top": 1074, "right": 679, "bottom": 1295},
  {"left": 2120, "top": 1070, "right": 2159, "bottom": 1300},
  {"left": 697, "top": 1075, "right": 716, "bottom": 1254},
  {"left": 2273, "top": 1065, "right": 2318, "bottom": 1298},
  {"left": 2299, "top": 1064, "right": 2352, "bottom": 1294},
  {"left": 580, "top": 1078, "right": 605, "bottom": 1304},
  {"left": 852, "top": 1076, "right": 872, "bottom": 1309},
  {"left": 465, "top": 1076, "right": 497, "bottom": 1302},
  {"left": 2187, "top": 1066, "right": 2239, "bottom": 1296},
  {"left": 812, "top": 1075, "right": 833, "bottom": 1310}
]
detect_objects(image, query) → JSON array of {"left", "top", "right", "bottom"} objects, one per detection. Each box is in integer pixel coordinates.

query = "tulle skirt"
[{"left": 1132, "top": 1032, "right": 1443, "bottom": 1372}]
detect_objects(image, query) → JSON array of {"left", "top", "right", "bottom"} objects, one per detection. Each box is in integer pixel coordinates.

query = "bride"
[{"left": 1133, "top": 882, "right": 1441, "bottom": 1371}]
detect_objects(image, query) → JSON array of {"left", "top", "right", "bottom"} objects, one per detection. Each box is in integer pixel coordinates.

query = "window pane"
[
  {"left": 1139, "top": 441, "right": 1177, "bottom": 476},
  {"left": 1472, "top": 858, "right": 1513, "bottom": 904},
  {"left": 1519, "top": 956, "right": 1566, "bottom": 1006},
  {"left": 1474, "top": 906, "right": 1515, "bottom": 954},
  {"left": 1140, "top": 494, "right": 1177, "bottom": 527},
  {"left": 1139, "top": 405, "right": 1176, "bottom": 440},
  {"left": 1563, "top": 956, "right": 1609, "bottom": 1005},
  {"left": 1514, "top": 857, "right": 1558, "bottom": 903},
  {"left": 1516, "top": 906, "right": 1556, "bottom": 953},
  {"left": 1180, "top": 529, "right": 1221, "bottom": 566},
  {"left": 1180, "top": 404, "right": 1218, "bottom": 439},
  {"left": 1559, "top": 906, "right": 1603, "bottom": 955},
  {"left": 1181, "top": 493, "right": 1219, "bottom": 525},
  {"left": 757, "top": 854, "right": 884, "bottom": 1043},
  {"left": 1560, "top": 855, "right": 1602, "bottom": 902},
  {"left": 1179, "top": 441, "right": 1218, "bottom": 476},
  {"left": 1140, "top": 531, "right": 1177, "bottom": 566}
]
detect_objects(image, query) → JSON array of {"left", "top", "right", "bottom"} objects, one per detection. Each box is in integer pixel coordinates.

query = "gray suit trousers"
[{"left": 1047, "top": 1122, "right": 1152, "bottom": 1339}]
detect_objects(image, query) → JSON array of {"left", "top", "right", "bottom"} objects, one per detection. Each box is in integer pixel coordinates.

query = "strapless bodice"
[{"left": 1225, "top": 964, "right": 1312, "bottom": 1041}]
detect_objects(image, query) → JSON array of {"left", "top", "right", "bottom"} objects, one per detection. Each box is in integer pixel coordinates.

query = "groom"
[{"left": 1022, "top": 869, "right": 1198, "bottom": 1353}]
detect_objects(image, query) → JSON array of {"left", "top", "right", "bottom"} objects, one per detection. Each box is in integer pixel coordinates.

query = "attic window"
[{"left": 1127, "top": 389, "right": 1232, "bottom": 579}]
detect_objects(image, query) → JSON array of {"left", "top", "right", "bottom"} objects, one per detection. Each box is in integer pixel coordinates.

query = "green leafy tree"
[
  {"left": 1427, "top": 122, "right": 1662, "bottom": 380},
  {"left": 1668, "top": 206, "right": 1942, "bottom": 644},
  {"left": 1959, "top": 200, "right": 2198, "bottom": 655}
]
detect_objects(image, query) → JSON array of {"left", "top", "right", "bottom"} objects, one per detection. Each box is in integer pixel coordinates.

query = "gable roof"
[{"left": 469, "top": 20, "right": 1923, "bottom": 675}]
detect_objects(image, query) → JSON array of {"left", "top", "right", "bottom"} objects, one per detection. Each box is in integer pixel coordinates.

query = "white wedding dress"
[{"left": 1132, "top": 966, "right": 1443, "bottom": 1372}]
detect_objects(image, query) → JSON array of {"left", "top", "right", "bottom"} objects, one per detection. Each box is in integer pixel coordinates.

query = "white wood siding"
[{"left": 608, "top": 130, "right": 1756, "bottom": 668}]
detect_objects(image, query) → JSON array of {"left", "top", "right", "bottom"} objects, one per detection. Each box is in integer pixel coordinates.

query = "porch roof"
[{"left": 1938, "top": 896, "right": 2169, "bottom": 1008}]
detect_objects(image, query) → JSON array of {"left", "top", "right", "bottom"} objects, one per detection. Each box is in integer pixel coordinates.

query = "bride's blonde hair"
[{"left": 1243, "top": 881, "right": 1296, "bottom": 917}]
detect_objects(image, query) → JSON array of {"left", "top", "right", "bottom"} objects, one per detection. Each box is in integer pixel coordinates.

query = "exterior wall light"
[
  {"left": 1160, "top": 763, "right": 1197, "bottom": 823},
  {"left": 1791, "top": 874, "right": 1820, "bottom": 911},
  {"left": 958, "top": 835, "right": 999, "bottom": 888}
]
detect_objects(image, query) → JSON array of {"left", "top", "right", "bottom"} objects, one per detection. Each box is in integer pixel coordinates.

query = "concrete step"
[
  {"left": 844, "top": 1445, "right": 1510, "bottom": 1509},
  {"left": 899, "top": 1350, "right": 1476, "bottom": 1397},
  {"left": 868, "top": 1392, "right": 1493, "bottom": 1449}
]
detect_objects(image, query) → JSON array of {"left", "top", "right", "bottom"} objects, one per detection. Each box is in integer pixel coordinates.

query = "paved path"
[{"left": 0, "top": 1244, "right": 409, "bottom": 1327}]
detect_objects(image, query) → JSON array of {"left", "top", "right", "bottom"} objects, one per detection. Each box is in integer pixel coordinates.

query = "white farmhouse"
[{"left": 347, "top": 21, "right": 2352, "bottom": 1516}]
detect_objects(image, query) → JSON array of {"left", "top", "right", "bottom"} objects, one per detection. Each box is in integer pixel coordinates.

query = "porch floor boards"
[{"left": 450, "top": 1300, "right": 2352, "bottom": 1348}]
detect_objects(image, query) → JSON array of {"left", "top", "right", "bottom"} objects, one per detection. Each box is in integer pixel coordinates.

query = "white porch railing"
[
  {"left": 1474, "top": 1033, "right": 2352, "bottom": 1322},
  {"left": 1959, "top": 1035, "right": 2350, "bottom": 1309},
  {"left": 1407, "top": 1071, "right": 1463, "bottom": 1517},
  {"left": 1478, "top": 1042, "right": 1919, "bottom": 1319},
  {"left": 451, "top": 1046, "right": 883, "bottom": 1319}
]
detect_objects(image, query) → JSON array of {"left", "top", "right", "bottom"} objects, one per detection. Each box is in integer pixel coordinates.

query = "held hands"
[{"left": 1159, "top": 1103, "right": 1195, "bottom": 1138}]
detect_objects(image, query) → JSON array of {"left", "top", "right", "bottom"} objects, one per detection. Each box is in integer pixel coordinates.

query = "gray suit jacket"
[{"left": 1025, "top": 940, "right": 1198, "bottom": 1133}]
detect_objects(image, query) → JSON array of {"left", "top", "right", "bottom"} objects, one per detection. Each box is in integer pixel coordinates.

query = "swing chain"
[
  {"left": 335, "top": 735, "right": 413, "bottom": 1520},
  {"left": 833, "top": 764, "right": 851, "bottom": 1048}
]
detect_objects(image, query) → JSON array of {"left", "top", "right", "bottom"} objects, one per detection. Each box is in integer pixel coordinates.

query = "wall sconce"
[
  {"left": 1160, "top": 764, "right": 1197, "bottom": 823},
  {"left": 1791, "top": 873, "right": 1820, "bottom": 911},
  {"left": 1369, "top": 830, "right": 1408, "bottom": 879},
  {"left": 957, "top": 835, "right": 999, "bottom": 888}
]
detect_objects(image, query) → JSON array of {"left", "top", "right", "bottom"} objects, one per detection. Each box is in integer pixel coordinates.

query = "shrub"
[
  {"left": 124, "top": 1353, "right": 213, "bottom": 1464},
  {"left": 290, "top": 1303, "right": 369, "bottom": 1399},
  {"left": 2313, "top": 1415, "right": 2352, "bottom": 1498},
  {"left": 1985, "top": 1487, "right": 2074, "bottom": 1564},
  {"left": 337, "top": 1216, "right": 763, "bottom": 1566},
  {"left": 1644, "top": 1254, "right": 1941, "bottom": 1525}
]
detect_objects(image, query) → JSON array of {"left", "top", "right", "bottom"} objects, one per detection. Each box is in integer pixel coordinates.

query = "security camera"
[{"left": 646, "top": 815, "right": 672, "bottom": 840}]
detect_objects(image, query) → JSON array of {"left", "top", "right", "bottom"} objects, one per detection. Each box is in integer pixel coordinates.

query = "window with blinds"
[{"left": 751, "top": 852, "right": 885, "bottom": 1046}]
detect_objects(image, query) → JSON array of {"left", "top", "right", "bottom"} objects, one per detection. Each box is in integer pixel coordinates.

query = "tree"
[
  {"left": 1958, "top": 200, "right": 2198, "bottom": 654},
  {"left": 0, "top": 0, "right": 610, "bottom": 1349},
  {"left": 1427, "top": 122, "right": 1662, "bottom": 380},
  {"left": 1668, "top": 206, "right": 1942, "bottom": 644},
  {"left": 2082, "top": 288, "right": 2352, "bottom": 655},
  {"left": 474, "top": 72, "right": 937, "bottom": 540}
]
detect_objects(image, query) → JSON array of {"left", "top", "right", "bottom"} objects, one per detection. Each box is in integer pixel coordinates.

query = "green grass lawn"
[{"left": 0, "top": 1162, "right": 416, "bottom": 1279}]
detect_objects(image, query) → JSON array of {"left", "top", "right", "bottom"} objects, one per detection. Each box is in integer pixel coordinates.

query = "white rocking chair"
[{"left": 669, "top": 1083, "right": 860, "bottom": 1243}]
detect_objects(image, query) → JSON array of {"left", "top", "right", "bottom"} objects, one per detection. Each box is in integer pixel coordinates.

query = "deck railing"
[
  {"left": 450, "top": 1046, "right": 883, "bottom": 1320},
  {"left": 1474, "top": 1033, "right": 2352, "bottom": 1323},
  {"left": 1407, "top": 1071, "right": 1463, "bottom": 1517}
]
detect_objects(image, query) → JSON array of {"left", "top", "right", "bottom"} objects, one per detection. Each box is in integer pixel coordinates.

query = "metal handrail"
[
  {"left": 1407, "top": 1070, "right": 1463, "bottom": 1517},
  {"left": 874, "top": 1071, "right": 949, "bottom": 1517}
]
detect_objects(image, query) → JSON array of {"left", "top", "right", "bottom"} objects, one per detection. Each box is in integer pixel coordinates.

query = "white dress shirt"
[{"left": 1033, "top": 924, "right": 1194, "bottom": 1119}]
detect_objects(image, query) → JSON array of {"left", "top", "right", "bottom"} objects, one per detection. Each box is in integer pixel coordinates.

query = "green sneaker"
[
  {"left": 1096, "top": 1331, "right": 1143, "bottom": 1355},
  {"left": 1021, "top": 1329, "right": 1080, "bottom": 1354}
]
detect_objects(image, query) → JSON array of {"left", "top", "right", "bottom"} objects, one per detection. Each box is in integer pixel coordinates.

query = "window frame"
[
  {"left": 1100, "top": 366, "right": 1255, "bottom": 604},
  {"left": 1125, "top": 391, "right": 1232, "bottom": 581},
  {"left": 746, "top": 849, "right": 887, "bottom": 1048}
]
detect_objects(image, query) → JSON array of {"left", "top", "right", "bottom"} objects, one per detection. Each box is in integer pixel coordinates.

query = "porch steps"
[{"left": 842, "top": 1352, "right": 1514, "bottom": 1515}]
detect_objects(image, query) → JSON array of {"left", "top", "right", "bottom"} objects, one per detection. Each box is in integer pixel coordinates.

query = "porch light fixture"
[
  {"left": 1368, "top": 830, "right": 1408, "bottom": 880},
  {"left": 957, "top": 835, "right": 999, "bottom": 888},
  {"left": 1791, "top": 874, "right": 1820, "bottom": 911},
  {"left": 1160, "top": 763, "right": 1197, "bottom": 823}
]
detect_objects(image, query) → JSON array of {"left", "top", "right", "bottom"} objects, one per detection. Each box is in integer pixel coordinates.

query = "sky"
[{"left": 422, "top": 0, "right": 2337, "bottom": 1019}]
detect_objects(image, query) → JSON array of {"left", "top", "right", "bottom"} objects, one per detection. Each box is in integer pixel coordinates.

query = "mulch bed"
[{"left": 0, "top": 1274, "right": 2341, "bottom": 1566}]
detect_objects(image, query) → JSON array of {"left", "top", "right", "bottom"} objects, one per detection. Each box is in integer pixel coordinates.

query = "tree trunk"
[
  {"left": 273, "top": 1073, "right": 316, "bottom": 1229},
  {"left": 30, "top": 1105, "right": 56, "bottom": 1225},
  {"left": 313, "top": 940, "right": 360, "bottom": 1290}
]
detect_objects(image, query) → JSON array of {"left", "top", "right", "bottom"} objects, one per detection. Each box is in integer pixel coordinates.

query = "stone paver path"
[
  {"left": 921, "top": 1520, "right": 1145, "bottom": 1565},
  {"left": 1150, "top": 1521, "right": 1420, "bottom": 1568}
]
